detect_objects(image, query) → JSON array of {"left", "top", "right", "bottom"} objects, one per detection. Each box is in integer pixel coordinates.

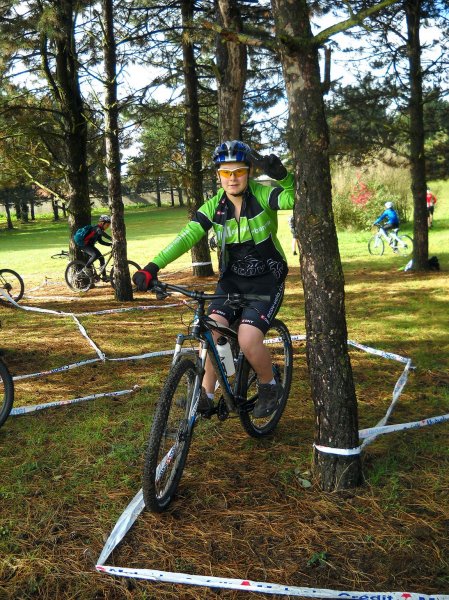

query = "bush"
[{"left": 331, "top": 161, "right": 412, "bottom": 231}]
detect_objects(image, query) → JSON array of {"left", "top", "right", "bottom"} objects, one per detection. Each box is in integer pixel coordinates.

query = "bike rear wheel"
[
  {"left": 142, "top": 358, "right": 198, "bottom": 512},
  {"left": 396, "top": 235, "right": 413, "bottom": 257},
  {"left": 0, "top": 269, "right": 25, "bottom": 302},
  {"left": 64, "top": 260, "right": 93, "bottom": 292},
  {"left": 237, "top": 319, "right": 293, "bottom": 438},
  {"left": 0, "top": 357, "right": 14, "bottom": 428},
  {"left": 368, "top": 235, "right": 384, "bottom": 256},
  {"left": 110, "top": 260, "right": 141, "bottom": 290}
]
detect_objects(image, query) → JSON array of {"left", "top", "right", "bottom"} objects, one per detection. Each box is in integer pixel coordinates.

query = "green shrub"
[{"left": 332, "top": 161, "right": 412, "bottom": 231}]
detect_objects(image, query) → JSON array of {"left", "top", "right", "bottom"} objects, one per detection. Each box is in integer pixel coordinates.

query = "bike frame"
[
  {"left": 161, "top": 282, "right": 265, "bottom": 420},
  {"left": 82, "top": 248, "right": 113, "bottom": 275},
  {"left": 377, "top": 226, "right": 400, "bottom": 244}
]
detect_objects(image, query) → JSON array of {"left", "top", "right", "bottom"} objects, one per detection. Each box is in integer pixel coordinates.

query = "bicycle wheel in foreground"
[
  {"left": 64, "top": 260, "right": 93, "bottom": 292},
  {"left": 110, "top": 260, "right": 141, "bottom": 290},
  {"left": 368, "top": 235, "right": 384, "bottom": 256},
  {"left": 0, "top": 269, "right": 25, "bottom": 302},
  {"left": 142, "top": 358, "right": 198, "bottom": 512},
  {"left": 396, "top": 235, "right": 413, "bottom": 257},
  {"left": 238, "top": 318, "right": 293, "bottom": 438},
  {"left": 0, "top": 357, "right": 14, "bottom": 428}
]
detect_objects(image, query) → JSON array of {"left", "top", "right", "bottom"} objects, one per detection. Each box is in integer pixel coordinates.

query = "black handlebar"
[{"left": 152, "top": 280, "right": 270, "bottom": 304}]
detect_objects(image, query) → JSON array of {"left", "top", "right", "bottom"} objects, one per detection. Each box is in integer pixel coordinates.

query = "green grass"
[{"left": 0, "top": 182, "right": 448, "bottom": 598}]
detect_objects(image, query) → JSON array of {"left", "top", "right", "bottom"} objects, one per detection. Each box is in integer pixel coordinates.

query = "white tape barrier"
[
  {"left": 95, "top": 337, "right": 448, "bottom": 597},
  {"left": 95, "top": 489, "right": 447, "bottom": 598},
  {"left": 10, "top": 388, "right": 137, "bottom": 416}
]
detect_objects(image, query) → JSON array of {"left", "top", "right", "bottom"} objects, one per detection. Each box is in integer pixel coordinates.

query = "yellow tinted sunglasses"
[{"left": 217, "top": 167, "right": 249, "bottom": 179}]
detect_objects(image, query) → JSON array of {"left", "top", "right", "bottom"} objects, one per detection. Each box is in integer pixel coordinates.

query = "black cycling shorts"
[{"left": 207, "top": 271, "right": 285, "bottom": 334}]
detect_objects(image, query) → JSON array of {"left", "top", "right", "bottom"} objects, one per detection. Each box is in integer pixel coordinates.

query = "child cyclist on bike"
[
  {"left": 75, "top": 215, "right": 112, "bottom": 281},
  {"left": 133, "top": 141, "right": 295, "bottom": 418},
  {"left": 373, "top": 202, "right": 400, "bottom": 251}
]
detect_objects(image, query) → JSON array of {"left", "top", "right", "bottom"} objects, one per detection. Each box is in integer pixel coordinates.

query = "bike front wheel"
[
  {"left": 142, "top": 358, "right": 198, "bottom": 512},
  {"left": 64, "top": 260, "right": 93, "bottom": 292},
  {"left": 368, "top": 235, "right": 384, "bottom": 256},
  {"left": 0, "top": 357, "right": 14, "bottom": 428},
  {"left": 110, "top": 260, "right": 141, "bottom": 290},
  {"left": 237, "top": 319, "right": 293, "bottom": 438},
  {"left": 396, "top": 235, "right": 413, "bottom": 257},
  {"left": 0, "top": 269, "right": 25, "bottom": 302}
]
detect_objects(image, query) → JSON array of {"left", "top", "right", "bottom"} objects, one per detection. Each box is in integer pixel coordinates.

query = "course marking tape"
[
  {"left": 13, "top": 357, "right": 103, "bottom": 381},
  {"left": 95, "top": 489, "right": 447, "bottom": 598},
  {"left": 10, "top": 388, "right": 137, "bottom": 416}
]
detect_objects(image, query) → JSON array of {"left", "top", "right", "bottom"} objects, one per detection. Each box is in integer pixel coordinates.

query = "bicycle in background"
[
  {"left": 0, "top": 352, "right": 14, "bottom": 428},
  {"left": 64, "top": 250, "right": 140, "bottom": 292},
  {"left": 0, "top": 269, "right": 24, "bottom": 303},
  {"left": 141, "top": 280, "right": 293, "bottom": 512},
  {"left": 368, "top": 225, "right": 413, "bottom": 257}
]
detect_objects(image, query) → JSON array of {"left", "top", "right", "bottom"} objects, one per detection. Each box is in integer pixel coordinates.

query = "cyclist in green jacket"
[{"left": 133, "top": 141, "right": 295, "bottom": 418}]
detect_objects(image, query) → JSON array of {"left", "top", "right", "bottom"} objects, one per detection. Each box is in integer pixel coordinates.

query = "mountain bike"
[
  {"left": 368, "top": 225, "right": 413, "bottom": 257},
  {"left": 64, "top": 250, "right": 141, "bottom": 292},
  {"left": 0, "top": 353, "right": 14, "bottom": 428},
  {"left": 0, "top": 268, "right": 25, "bottom": 303},
  {"left": 142, "top": 280, "right": 293, "bottom": 512}
]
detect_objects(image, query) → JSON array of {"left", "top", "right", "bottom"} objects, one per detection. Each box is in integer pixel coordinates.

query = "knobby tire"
[
  {"left": 142, "top": 358, "right": 198, "bottom": 512},
  {"left": 368, "top": 236, "right": 384, "bottom": 256},
  {"left": 110, "top": 261, "right": 141, "bottom": 290},
  {"left": 238, "top": 319, "right": 293, "bottom": 438},
  {"left": 64, "top": 260, "right": 93, "bottom": 292},
  {"left": 0, "top": 358, "right": 14, "bottom": 428},
  {"left": 0, "top": 269, "right": 25, "bottom": 302}
]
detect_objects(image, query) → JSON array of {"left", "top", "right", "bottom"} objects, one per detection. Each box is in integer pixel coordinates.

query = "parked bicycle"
[
  {"left": 64, "top": 250, "right": 141, "bottom": 292},
  {"left": 368, "top": 225, "right": 413, "bottom": 257},
  {"left": 0, "top": 268, "right": 25, "bottom": 303},
  {"left": 51, "top": 250, "right": 69, "bottom": 260},
  {"left": 0, "top": 352, "right": 14, "bottom": 428},
  {"left": 142, "top": 280, "right": 293, "bottom": 512}
]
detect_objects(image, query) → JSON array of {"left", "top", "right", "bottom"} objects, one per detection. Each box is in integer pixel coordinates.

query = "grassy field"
[{"left": 0, "top": 184, "right": 448, "bottom": 599}]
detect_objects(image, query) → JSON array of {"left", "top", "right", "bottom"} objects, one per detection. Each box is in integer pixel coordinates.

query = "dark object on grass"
[{"left": 428, "top": 256, "right": 440, "bottom": 271}]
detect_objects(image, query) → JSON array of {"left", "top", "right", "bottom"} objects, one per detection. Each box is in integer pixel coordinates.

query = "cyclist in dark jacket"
[
  {"left": 83, "top": 215, "right": 112, "bottom": 280},
  {"left": 133, "top": 141, "right": 295, "bottom": 418}
]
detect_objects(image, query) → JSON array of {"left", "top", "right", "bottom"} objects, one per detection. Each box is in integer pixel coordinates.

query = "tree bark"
[
  {"left": 43, "top": 0, "right": 91, "bottom": 260},
  {"left": 215, "top": 0, "right": 247, "bottom": 139},
  {"left": 271, "top": 0, "right": 362, "bottom": 490},
  {"left": 181, "top": 0, "right": 214, "bottom": 277},
  {"left": 406, "top": 0, "right": 428, "bottom": 270},
  {"left": 102, "top": 0, "right": 133, "bottom": 301}
]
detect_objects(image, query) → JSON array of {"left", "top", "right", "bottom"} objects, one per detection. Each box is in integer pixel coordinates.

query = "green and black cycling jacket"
[{"left": 152, "top": 173, "right": 295, "bottom": 281}]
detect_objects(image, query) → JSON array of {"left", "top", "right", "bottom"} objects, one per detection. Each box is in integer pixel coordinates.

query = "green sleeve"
[
  {"left": 275, "top": 173, "right": 295, "bottom": 210},
  {"left": 152, "top": 221, "right": 206, "bottom": 270}
]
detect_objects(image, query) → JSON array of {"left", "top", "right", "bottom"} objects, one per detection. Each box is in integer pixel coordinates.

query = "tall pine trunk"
[
  {"left": 406, "top": 0, "right": 428, "bottom": 270},
  {"left": 215, "top": 0, "right": 247, "bottom": 139},
  {"left": 271, "top": 0, "right": 362, "bottom": 490},
  {"left": 41, "top": 0, "right": 91, "bottom": 260},
  {"left": 181, "top": 0, "right": 214, "bottom": 277},
  {"left": 102, "top": 0, "right": 133, "bottom": 301}
]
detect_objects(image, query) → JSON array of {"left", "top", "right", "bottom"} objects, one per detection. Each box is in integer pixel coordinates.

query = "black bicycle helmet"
[{"left": 212, "top": 140, "right": 252, "bottom": 166}]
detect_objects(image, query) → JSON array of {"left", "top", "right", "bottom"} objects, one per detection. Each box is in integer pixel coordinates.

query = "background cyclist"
[
  {"left": 133, "top": 140, "right": 295, "bottom": 418},
  {"left": 81, "top": 214, "right": 112, "bottom": 281},
  {"left": 373, "top": 201, "right": 400, "bottom": 251}
]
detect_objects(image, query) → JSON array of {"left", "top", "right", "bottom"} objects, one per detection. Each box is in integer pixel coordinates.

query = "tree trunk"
[
  {"left": 215, "top": 0, "right": 247, "bottom": 139},
  {"left": 181, "top": 0, "right": 214, "bottom": 277},
  {"left": 271, "top": 0, "right": 362, "bottom": 490},
  {"left": 20, "top": 201, "right": 29, "bottom": 223},
  {"left": 52, "top": 199, "right": 60, "bottom": 221},
  {"left": 5, "top": 203, "right": 13, "bottom": 229},
  {"left": 177, "top": 187, "right": 184, "bottom": 206},
  {"left": 156, "top": 179, "right": 162, "bottom": 207},
  {"left": 406, "top": 0, "right": 428, "bottom": 270},
  {"left": 102, "top": 0, "right": 133, "bottom": 301},
  {"left": 43, "top": 0, "right": 91, "bottom": 260}
]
